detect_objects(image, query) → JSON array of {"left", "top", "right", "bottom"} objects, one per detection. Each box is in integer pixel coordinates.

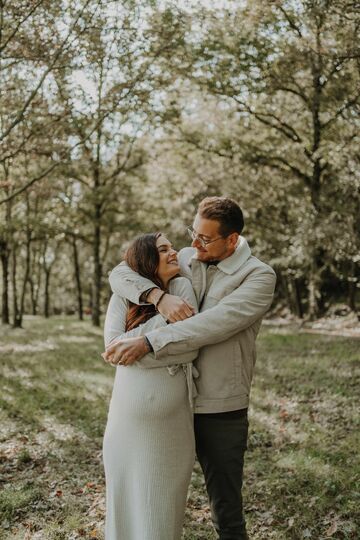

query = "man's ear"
[{"left": 228, "top": 232, "right": 239, "bottom": 249}]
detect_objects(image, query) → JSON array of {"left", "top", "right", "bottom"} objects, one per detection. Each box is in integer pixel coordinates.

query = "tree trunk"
[
  {"left": 88, "top": 281, "right": 93, "bottom": 315},
  {"left": 29, "top": 277, "right": 37, "bottom": 315},
  {"left": 1, "top": 166, "right": 12, "bottom": 325},
  {"left": 348, "top": 260, "right": 358, "bottom": 312},
  {"left": 19, "top": 229, "right": 31, "bottom": 320},
  {"left": 306, "top": 29, "right": 326, "bottom": 320},
  {"left": 307, "top": 257, "right": 324, "bottom": 320},
  {"left": 0, "top": 240, "right": 10, "bottom": 324},
  {"left": 293, "top": 278, "right": 303, "bottom": 319},
  {"left": 72, "top": 236, "right": 83, "bottom": 321},
  {"left": 281, "top": 274, "right": 294, "bottom": 314},
  {"left": 92, "top": 207, "right": 102, "bottom": 327},
  {"left": 32, "top": 256, "right": 42, "bottom": 315},
  {"left": 289, "top": 277, "right": 304, "bottom": 319},
  {"left": 28, "top": 250, "right": 39, "bottom": 315},
  {"left": 12, "top": 249, "right": 22, "bottom": 328},
  {"left": 91, "top": 75, "right": 104, "bottom": 328},
  {"left": 44, "top": 269, "right": 51, "bottom": 318}
]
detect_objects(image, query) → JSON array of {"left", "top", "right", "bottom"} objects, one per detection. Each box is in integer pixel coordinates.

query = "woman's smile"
[{"left": 156, "top": 235, "right": 180, "bottom": 285}]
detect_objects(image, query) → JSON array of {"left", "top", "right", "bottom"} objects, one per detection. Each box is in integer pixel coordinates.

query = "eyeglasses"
[{"left": 187, "top": 227, "right": 223, "bottom": 248}]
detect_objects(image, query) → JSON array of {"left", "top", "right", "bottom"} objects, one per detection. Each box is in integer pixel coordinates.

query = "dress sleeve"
[
  {"left": 103, "top": 294, "right": 167, "bottom": 348},
  {"left": 103, "top": 277, "right": 199, "bottom": 368}
]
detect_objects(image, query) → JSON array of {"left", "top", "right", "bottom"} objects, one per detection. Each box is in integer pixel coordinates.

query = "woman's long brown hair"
[{"left": 124, "top": 232, "right": 164, "bottom": 332}]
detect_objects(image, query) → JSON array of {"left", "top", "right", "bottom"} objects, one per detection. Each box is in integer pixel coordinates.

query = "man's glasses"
[{"left": 187, "top": 227, "right": 223, "bottom": 248}]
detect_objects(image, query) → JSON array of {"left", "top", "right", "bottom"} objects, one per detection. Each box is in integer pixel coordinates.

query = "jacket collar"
[{"left": 190, "top": 236, "right": 252, "bottom": 275}]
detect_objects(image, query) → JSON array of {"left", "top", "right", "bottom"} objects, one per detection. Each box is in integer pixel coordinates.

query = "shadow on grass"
[{"left": 1, "top": 319, "right": 359, "bottom": 539}]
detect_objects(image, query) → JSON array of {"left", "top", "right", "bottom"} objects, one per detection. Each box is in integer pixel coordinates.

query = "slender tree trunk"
[
  {"left": 88, "top": 281, "right": 93, "bottom": 315},
  {"left": 12, "top": 249, "right": 22, "bottom": 328},
  {"left": 281, "top": 274, "right": 293, "bottom": 314},
  {"left": 90, "top": 66, "right": 106, "bottom": 328},
  {"left": 289, "top": 277, "right": 304, "bottom": 319},
  {"left": 32, "top": 255, "right": 42, "bottom": 315},
  {"left": 308, "top": 256, "right": 324, "bottom": 320},
  {"left": 1, "top": 164, "right": 11, "bottom": 325},
  {"left": 0, "top": 240, "right": 10, "bottom": 324},
  {"left": 91, "top": 112, "right": 103, "bottom": 327},
  {"left": 72, "top": 236, "right": 83, "bottom": 320},
  {"left": 42, "top": 239, "right": 57, "bottom": 318},
  {"left": 12, "top": 196, "right": 32, "bottom": 326},
  {"left": 28, "top": 247, "right": 38, "bottom": 315},
  {"left": 29, "top": 277, "right": 37, "bottom": 315},
  {"left": 293, "top": 278, "right": 303, "bottom": 319},
  {"left": 348, "top": 260, "right": 357, "bottom": 312},
  {"left": 44, "top": 268, "right": 51, "bottom": 318},
  {"left": 19, "top": 228, "right": 31, "bottom": 320},
  {"left": 92, "top": 205, "right": 102, "bottom": 327},
  {"left": 306, "top": 27, "right": 326, "bottom": 320}
]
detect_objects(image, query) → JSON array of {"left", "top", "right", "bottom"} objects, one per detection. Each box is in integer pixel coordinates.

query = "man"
[{"left": 104, "top": 197, "right": 276, "bottom": 540}]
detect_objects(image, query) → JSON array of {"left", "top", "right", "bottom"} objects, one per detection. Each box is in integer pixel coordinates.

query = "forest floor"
[{"left": 0, "top": 316, "right": 359, "bottom": 540}]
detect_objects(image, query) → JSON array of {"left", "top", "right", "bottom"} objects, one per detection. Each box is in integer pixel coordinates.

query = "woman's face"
[{"left": 156, "top": 235, "right": 180, "bottom": 286}]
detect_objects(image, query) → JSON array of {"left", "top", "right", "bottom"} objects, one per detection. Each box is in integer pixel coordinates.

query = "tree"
[
  {"left": 183, "top": 0, "right": 360, "bottom": 317},
  {"left": 53, "top": 3, "right": 190, "bottom": 325}
]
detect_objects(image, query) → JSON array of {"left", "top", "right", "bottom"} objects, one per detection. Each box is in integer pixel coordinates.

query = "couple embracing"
[{"left": 102, "top": 197, "right": 276, "bottom": 540}]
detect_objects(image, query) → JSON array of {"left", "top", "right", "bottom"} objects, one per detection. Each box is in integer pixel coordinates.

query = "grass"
[{"left": 0, "top": 317, "right": 359, "bottom": 539}]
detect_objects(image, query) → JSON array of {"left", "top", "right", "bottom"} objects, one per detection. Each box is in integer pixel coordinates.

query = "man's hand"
[
  {"left": 147, "top": 289, "right": 195, "bottom": 322},
  {"left": 102, "top": 336, "right": 149, "bottom": 366}
]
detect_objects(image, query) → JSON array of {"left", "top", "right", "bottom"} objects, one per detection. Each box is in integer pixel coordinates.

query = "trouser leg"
[{"left": 194, "top": 411, "right": 249, "bottom": 540}]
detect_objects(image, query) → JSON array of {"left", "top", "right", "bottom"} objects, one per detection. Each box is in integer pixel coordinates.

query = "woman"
[{"left": 103, "top": 232, "right": 198, "bottom": 540}]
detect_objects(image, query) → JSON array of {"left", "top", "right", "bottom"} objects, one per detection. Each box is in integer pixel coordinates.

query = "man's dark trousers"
[{"left": 194, "top": 409, "right": 249, "bottom": 540}]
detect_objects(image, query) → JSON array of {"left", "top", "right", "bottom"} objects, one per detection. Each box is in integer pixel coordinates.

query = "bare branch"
[
  {"left": 277, "top": 6, "right": 303, "bottom": 39},
  {"left": 322, "top": 92, "right": 360, "bottom": 130},
  {"left": 0, "top": 0, "right": 44, "bottom": 54},
  {"left": 266, "top": 156, "right": 311, "bottom": 185},
  {"left": 0, "top": 161, "right": 59, "bottom": 205},
  {"left": 0, "top": 0, "right": 94, "bottom": 143},
  {"left": 104, "top": 135, "right": 139, "bottom": 183},
  {"left": 249, "top": 109, "right": 302, "bottom": 144},
  {"left": 177, "top": 128, "right": 234, "bottom": 159}
]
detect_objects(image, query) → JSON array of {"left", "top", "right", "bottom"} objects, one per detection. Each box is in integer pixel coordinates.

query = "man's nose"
[{"left": 192, "top": 237, "right": 201, "bottom": 248}]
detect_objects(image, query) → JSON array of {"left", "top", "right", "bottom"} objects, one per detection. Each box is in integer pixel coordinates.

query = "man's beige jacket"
[{"left": 109, "top": 237, "right": 276, "bottom": 413}]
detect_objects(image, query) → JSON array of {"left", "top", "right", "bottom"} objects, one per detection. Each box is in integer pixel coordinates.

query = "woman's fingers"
[
  {"left": 157, "top": 294, "right": 195, "bottom": 322},
  {"left": 102, "top": 337, "right": 148, "bottom": 366},
  {"left": 184, "top": 301, "right": 195, "bottom": 317}
]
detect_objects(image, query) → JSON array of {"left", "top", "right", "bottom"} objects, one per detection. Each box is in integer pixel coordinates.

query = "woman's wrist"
[
  {"left": 146, "top": 288, "right": 162, "bottom": 305},
  {"left": 154, "top": 291, "right": 167, "bottom": 311},
  {"left": 144, "top": 335, "right": 154, "bottom": 352}
]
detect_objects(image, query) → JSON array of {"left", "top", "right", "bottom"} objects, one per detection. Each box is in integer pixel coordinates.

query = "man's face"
[{"left": 190, "top": 214, "right": 238, "bottom": 263}]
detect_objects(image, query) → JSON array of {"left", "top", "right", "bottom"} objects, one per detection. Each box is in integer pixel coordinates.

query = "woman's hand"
[
  {"left": 102, "top": 336, "right": 150, "bottom": 366},
  {"left": 147, "top": 289, "right": 195, "bottom": 322}
]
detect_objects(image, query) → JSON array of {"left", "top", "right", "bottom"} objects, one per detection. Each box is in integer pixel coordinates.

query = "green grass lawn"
[{"left": 0, "top": 317, "right": 359, "bottom": 539}]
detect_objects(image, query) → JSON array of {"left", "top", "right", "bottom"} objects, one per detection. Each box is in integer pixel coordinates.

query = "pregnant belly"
[{"left": 108, "top": 365, "right": 188, "bottom": 421}]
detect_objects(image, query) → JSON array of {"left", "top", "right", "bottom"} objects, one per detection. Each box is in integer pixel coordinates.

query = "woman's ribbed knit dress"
[{"left": 103, "top": 277, "right": 198, "bottom": 540}]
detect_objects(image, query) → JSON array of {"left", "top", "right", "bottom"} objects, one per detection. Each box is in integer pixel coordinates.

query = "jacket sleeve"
[
  {"left": 138, "top": 277, "right": 199, "bottom": 367},
  {"left": 145, "top": 267, "right": 276, "bottom": 359},
  {"left": 108, "top": 262, "right": 159, "bottom": 305}
]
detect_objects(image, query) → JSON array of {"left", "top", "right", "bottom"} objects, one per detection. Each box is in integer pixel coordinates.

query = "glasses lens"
[{"left": 187, "top": 228, "right": 207, "bottom": 247}]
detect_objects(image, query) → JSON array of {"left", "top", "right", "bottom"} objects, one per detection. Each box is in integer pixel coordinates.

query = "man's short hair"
[{"left": 198, "top": 196, "right": 244, "bottom": 236}]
